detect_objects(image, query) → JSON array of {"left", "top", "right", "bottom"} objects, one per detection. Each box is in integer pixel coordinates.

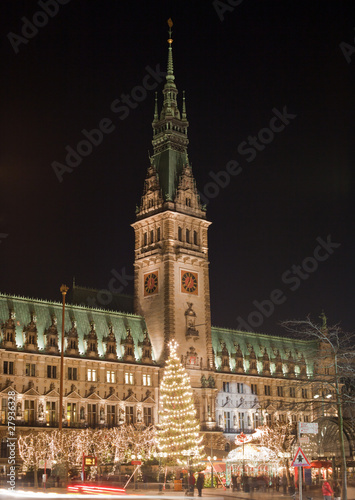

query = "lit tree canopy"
[{"left": 156, "top": 339, "right": 204, "bottom": 466}]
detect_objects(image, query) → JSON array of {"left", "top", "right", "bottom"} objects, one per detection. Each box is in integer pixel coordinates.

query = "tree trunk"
[{"left": 34, "top": 464, "right": 38, "bottom": 489}]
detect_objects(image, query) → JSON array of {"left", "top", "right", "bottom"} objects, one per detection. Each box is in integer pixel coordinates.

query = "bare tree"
[{"left": 282, "top": 314, "right": 355, "bottom": 500}]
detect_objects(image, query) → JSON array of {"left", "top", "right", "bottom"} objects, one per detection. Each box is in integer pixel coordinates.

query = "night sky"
[{"left": 1, "top": 1, "right": 354, "bottom": 336}]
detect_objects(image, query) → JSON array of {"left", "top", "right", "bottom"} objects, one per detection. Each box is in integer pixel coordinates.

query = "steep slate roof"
[
  {"left": 0, "top": 293, "right": 152, "bottom": 361},
  {"left": 69, "top": 285, "right": 134, "bottom": 314},
  {"left": 211, "top": 326, "right": 317, "bottom": 376}
]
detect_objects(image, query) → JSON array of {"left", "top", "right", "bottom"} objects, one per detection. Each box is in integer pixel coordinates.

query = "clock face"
[
  {"left": 144, "top": 272, "right": 158, "bottom": 296},
  {"left": 181, "top": 270, "right": 198, "bottom": 295}
]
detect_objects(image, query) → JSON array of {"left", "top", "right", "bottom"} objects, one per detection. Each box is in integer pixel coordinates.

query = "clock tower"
[{"left": 132, "top": 21, "right": 214, "bottom": 368}]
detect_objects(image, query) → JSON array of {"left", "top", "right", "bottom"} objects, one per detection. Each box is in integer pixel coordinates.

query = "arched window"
[
  {"left": 186, "top": 229, "right": 190, "bottom": 243},
  {"left": 178, "top": 227, "right": 182, "bottom": 241}
]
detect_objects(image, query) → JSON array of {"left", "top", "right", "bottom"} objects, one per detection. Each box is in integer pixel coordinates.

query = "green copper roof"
[
  {"left": 0, "top": 293, "right": 152, "bottom": 361},
  {"left": 211, "top": 325, "right": 317, "bottom": 377},
  {"left": 153, "top": 148, "right": 188, "bottom": 201}
]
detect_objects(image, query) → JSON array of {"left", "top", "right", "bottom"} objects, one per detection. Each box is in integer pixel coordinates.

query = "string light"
[{"left": 156, "top": 339, "right": 204, "bottom": 467}]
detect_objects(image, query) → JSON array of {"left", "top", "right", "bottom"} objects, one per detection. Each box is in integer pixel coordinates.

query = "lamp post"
[
  {"left": 59, "top": 285, "right": 68, "bottom": 431},
  {"left": 207, "top": 456, "right": 217, "bottom": 488},
  {"left": 131, "top": 454, "right": 142, "bottom": 489}
]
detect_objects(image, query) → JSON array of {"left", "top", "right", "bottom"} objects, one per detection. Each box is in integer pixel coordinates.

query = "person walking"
[
  {"left": 322, "top": 479, "right": 334, "bottom": 500},
  {"left": 333, "top": 481, "right": 341, "bottom": 500},
  {"left": 188, "top": 472, "right": 195, "bottom": 496},
  {"left": 196, "top": 473, "right": 204, "bottom": 497}
]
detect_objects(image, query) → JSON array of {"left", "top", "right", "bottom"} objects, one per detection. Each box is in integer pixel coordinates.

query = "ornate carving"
[
  {"left": 84, "top": 322, "right": 99, "bottom": 358},
  {"left": 23, "top": 312, "right": 38, "bottom": 351},
  {"left": 1, "top": 310, "right": 17, "bottom": 349},
  {"left": 185, "top": 302, "right": 199, "bottom": 339},
  {"left": 217, "top": 341, "right": 230, "bottom": 372},
  {"left": 139, "top": 330, "right": 153, "bottom": 363},
  {"left": 234, "top": 343, "right": 244, "bottom": 373},
  {"left": 103, "top": 323, "right": 118, "bottom": 360},
  {"left": 44, "top": 314, "right": 59, "bottom": 353},
  {"left": 65, "top": 317, "right": 79, "bottom": 355},
  {"left": 121, "top": 328, "right": 135, "bottom": 361}
]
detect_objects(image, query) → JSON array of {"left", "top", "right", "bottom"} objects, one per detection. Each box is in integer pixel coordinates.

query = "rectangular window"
[
  {"left": 46, "top": 401, "right": 56, "bottom": 426},
  {"left": 125, "top": 406, "right": 134, "bottom": 424},
  {"left": 277, "top": 386, "right": 284, "bottom": 397},
  {"left": 125, "top": 372, "right": 134, "bottom": 385},
  {"left": 193, "top": 231, "right": 198, "bottom": 245},
  {"left": 223, "top": 382, "right": 230, "bottom": 393},
  {"left": 144, "top": 407, "right": 153, "bottom": 426},
  {"left": 264, "top": 385, "right": 271, "bottom": 396},
  {"left": 25, "top": 363, "right": 36, "bottom": 377},
  {"left": 252, "top": 412, "right": 259, "bottom": 428},
  {"left": 302, "top": 388, "right": 308, "bottom": 399},
  {"left": 157, "top": 227, "right": 161, "bottom": 242},
  {"left": 66, "top": 402, "right": 77, "bottom": 427},
  {"left": 292, "top": 414, "right": 297, "bottom": 423},
  {"left": 88, "top": 404, "right": 97, "bottom": 426},
  {"left": 1, "top": 399, "right": 7, "bottom": 424},
  {"left": 304, "top": 415, "right": 310, "bottom": 422},
  {"left": 238, "top": 412, "right": 245, "bottom": 430},
  {"left": 251, "top": 384, "right": 258, "bottom": 395},
  {"left": 3, "top": 361, "right": 14, "bottom": 375},
  {"left": 279, "top": 413, "right": 286, "bottom": 423},
  {"left": 150, "top": 230, "right": 154, "bottom": 244},
  {"left": 107, "top": 405, "right": 116, "bottom": 427},
  {"left": 237, "top": 383, "right": 244, "bottom": 394},
  {"left": 266, "top": 413, "right": 272, "bottom": 427},
  {"left": 289, "top": 387, "right": 296, "bottom": 398},
  {"left": 106, "top": 371, "right": 115, "bottom": 383},
  {"left": 47, "top": 365, "right": 57, "bottom": 379},
  {"left": 224, "top": 411, "right": 231, "bottom": 431},
  {"left": 143, "top": 374, "right": 151, "bottom": 386},
  {"left": 68, "top": 367, "right": 77, "bottom": 380},
  {"left": 87, "top": 369, "right": 97, "bottom": 382},
  {"left": 24, "top": 400, "right": 35, "bottom": 425}
]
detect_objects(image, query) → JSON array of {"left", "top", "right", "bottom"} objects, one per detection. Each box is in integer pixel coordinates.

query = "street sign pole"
[{"left": 298, "top": 422, "right": 302, "bottom": 500}]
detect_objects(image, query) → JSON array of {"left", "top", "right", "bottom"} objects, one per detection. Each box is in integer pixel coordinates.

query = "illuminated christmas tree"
[{"left": 156, "top": 339, "right": 204, "bottom": 467}]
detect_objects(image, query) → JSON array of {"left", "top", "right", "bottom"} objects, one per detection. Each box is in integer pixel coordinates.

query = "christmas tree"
[{"left": 156, "top": 339, "right": 204, "bottom": 467}]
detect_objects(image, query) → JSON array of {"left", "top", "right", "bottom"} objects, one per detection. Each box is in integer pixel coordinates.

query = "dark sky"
[{"left": 1, "top": 1, "right": 354, "bottom": 336}]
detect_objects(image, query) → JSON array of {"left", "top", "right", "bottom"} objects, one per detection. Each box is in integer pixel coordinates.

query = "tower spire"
[{"left": 166, "top": 18, "right": 175, "bottom": 86}]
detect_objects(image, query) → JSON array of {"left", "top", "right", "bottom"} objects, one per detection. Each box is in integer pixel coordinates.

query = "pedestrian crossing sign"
[{"left": 291, "top": 447, "right": 311, "bottom": 467}]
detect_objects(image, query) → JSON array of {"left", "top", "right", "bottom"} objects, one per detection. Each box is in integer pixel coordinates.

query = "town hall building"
[{"left": 0, "top": 24, "right": 335, "bottom": 467}]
